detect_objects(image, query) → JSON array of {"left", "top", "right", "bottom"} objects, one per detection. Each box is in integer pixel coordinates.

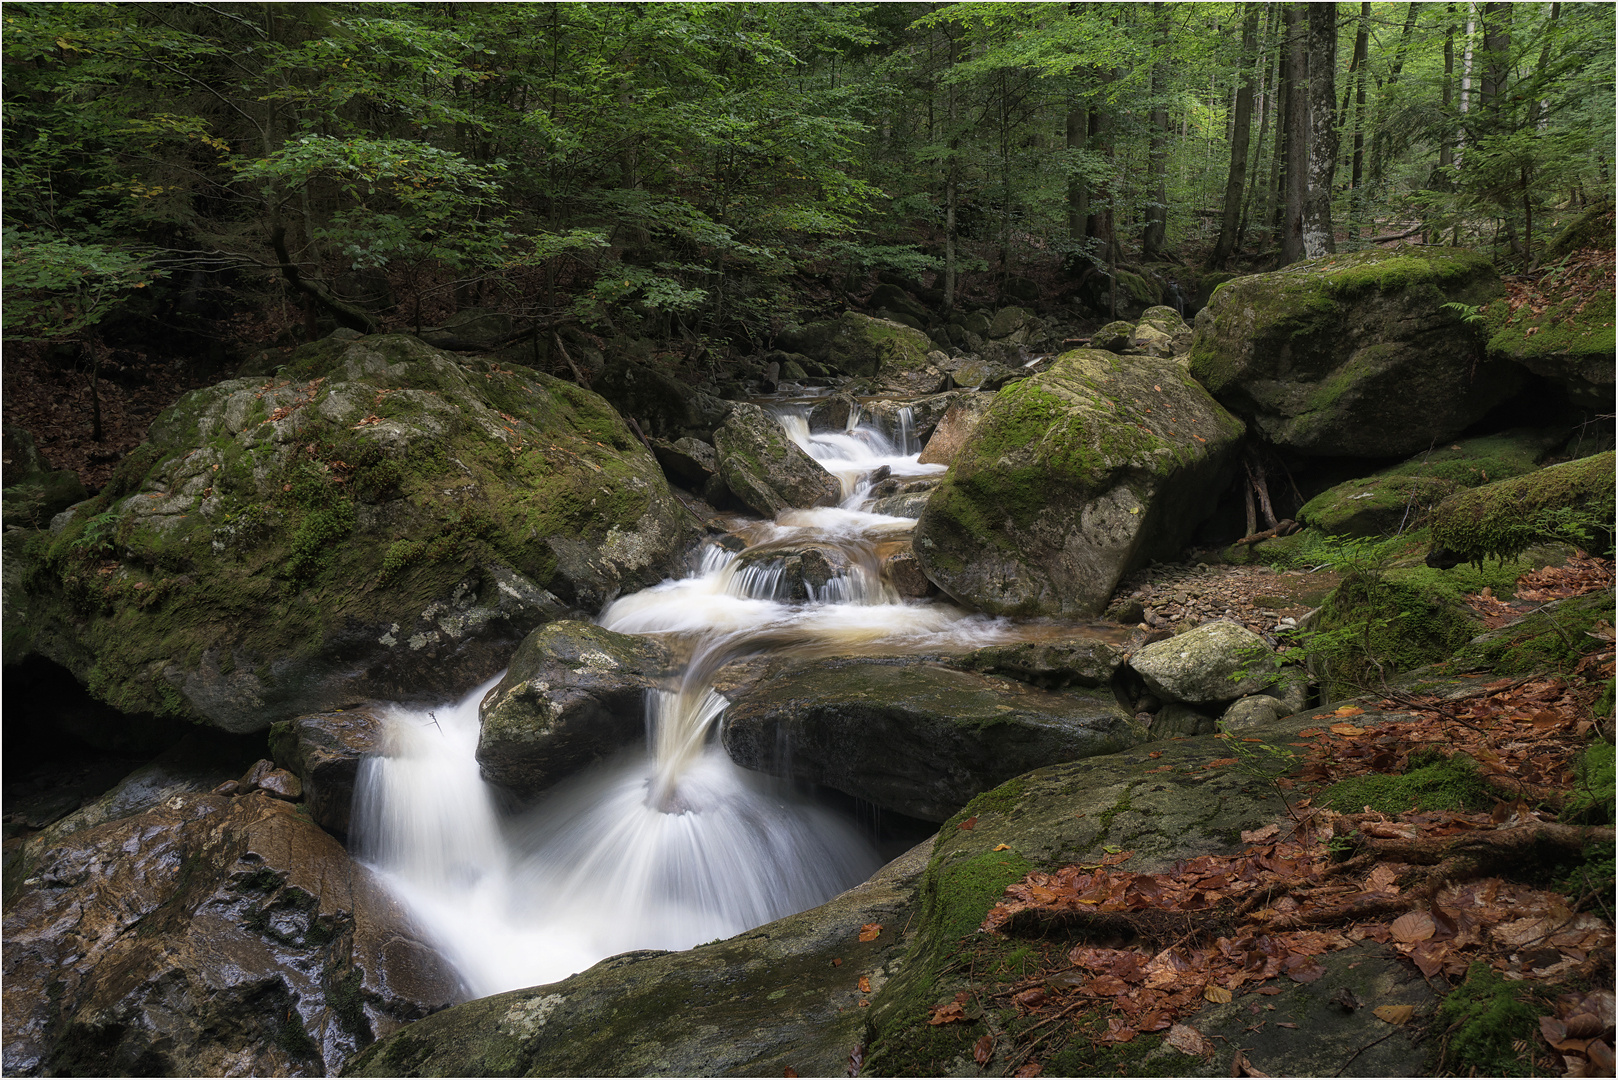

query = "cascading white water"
[{"left": 352, "top": 403, "right": 1011, "bottom": 998}]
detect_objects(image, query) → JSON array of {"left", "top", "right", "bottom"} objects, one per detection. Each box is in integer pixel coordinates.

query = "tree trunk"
[
  {"left": 1301, "top": 2, "right": 1339, "bottom": 259},
  {"left": 1141, "top": 2, "right": 1170, "bottom": 259},
  {"left": 1458, "top": 2, "right": 1477, "bottom": 165},
  {"left": 1209, "top": 3, "right": 1261, "bottom": 268},
  {"left": 1280, "top": 4, "right": 1309, "bottom": 265},
  {"left": 1440, "top": 6, "right": 1456, "bottom": 173},
  {"left": 1241, "top": 6, "right": 1279, "bottom": 248},
  {"left": 1349, "top": 2, "right": 1370, "bottom": 195},
  {"left": 1370, "top": 3, "right": 1423, "bottom": 185},
  {"left": 1066, "top": 102, "right": 1087, "bottom": 242}
]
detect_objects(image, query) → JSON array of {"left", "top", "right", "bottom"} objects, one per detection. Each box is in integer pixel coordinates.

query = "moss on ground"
[
  {"left": 1456, "top": 589, "right": 1616, "bottom": 677},
  {"left": 1318, "top": 754, "right": 1493, "bottom": 815},
  {"left": 1434, "top": 963, "right": 1544, "bottom": 1076},
  {"left": 1430, "top": 451, "right": 1615, "bottom": 565}
]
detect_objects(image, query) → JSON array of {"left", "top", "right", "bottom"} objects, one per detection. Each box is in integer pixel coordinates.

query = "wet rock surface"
[
  {"left": 721, "top": 655, "right": 1145, "bottom": 822},
  {"left": 269, "top": 706, "right": 388, "bottom": 837},
  {"left": 713, "top": 402, "right": 841, "bottom": 517},
  {"left": 2, "top": 791, "right": 459, "bottom": 1077},
  {"left": 347, "top": 840, "right": 929, "bottom": 1078},
  {"left": 477, "top": 621, "right": 675, "bottom": 800}
]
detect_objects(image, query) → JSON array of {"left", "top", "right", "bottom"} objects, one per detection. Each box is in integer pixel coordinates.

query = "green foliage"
[
  {"left": 1562, "top": 741, "right": 1616, "bottom": 827},
  {"left": 1, "top": 228, "right": 164, "bottom": 341},
  {"left": 1435, "top": 964, "right": 1542, "bottom": 1076}
]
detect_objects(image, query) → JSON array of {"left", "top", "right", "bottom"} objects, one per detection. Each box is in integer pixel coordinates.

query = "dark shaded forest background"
[{"left": 4, "top": 2, "right": 1613, "bottom": 487}]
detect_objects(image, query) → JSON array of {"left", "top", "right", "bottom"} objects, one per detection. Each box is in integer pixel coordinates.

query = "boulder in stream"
[
  {"left": 913, "top": 348, "right": 1245, "bottom": 617},
  {"left": 1188, "top": 248, "right": 1519, "bottom": 457},
  {"left": 18, "top": 334, "right": 694, "bottom": 733},
  {"left": 2, "top": 790, "right": 459, "bottom": 1077},
  {"left": 713, "top": 402, "right": 841, "bottom": 517},
  {"left": 721, "top": 656, "right": 1145, "bottom": 822},
  {"left": 476, "top": 620, "right": 675, "bottom": 799},
  {"left": 268, "top": 705, "right": 388, "bottom": 838}
]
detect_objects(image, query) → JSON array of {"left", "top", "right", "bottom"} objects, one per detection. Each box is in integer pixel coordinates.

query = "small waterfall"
[
  {"left": 352, "top": 397, "right": 1011, "bottom": 998},
  {"left": 896, "top": 406, "right": 917, "bottom": 455}
]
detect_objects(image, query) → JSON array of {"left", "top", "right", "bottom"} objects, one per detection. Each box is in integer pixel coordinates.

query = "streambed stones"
[
  {"left": 476, "top": 620, "right": 674, "bottom": 799},
  {"left": 721, "top": 656, "right": 1146, "bottom": 822}
]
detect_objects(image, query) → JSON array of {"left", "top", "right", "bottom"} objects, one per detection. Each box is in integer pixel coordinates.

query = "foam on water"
[{"left": 351, "top": 400, "right": 1005, "bottom": 997}]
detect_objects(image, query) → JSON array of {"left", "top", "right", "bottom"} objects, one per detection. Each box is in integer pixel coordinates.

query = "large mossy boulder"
[
  {"left": 2, "top": 790, "right": 460, "bottom": 1077},
  {"left": 1189, "top": 249, "right": 1519, "bottom": 457},
  {"left": 25, "top": 334, "right": 693, "bottom": 733},
  {"left": 476, "top": 621, "right": 673, "bottom": 799},
  {"left": 1297, "top": 429, "right": 1556, "bottom": 537},
  {"left": 720, "top": 656, "right": 1145, "bottom": 822},
  {"left": 913, "top": 349, "right": 1245, "bottom": 617},
  {"left": 713, "top": 402, "right": 840, "bottom": 517},
  {"left": 826, "top": 312, "right": 935, "bottom": 380},
  {"left": 1429, "top": 451, "right": 1616, "bottom": 565}
]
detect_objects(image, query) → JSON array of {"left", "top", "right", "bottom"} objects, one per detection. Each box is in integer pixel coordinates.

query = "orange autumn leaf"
[
  {"left": 1334, "top": 706, "right": 1365, "bottom": 717},
  {"left": 1374, "top": 1004, "right": 1415, "bottom": 1025},
  {"left": 928, "top": 1001, "right": 965, "bottom": 1025},
  {"left": 858, "top": 975, "right": 871, "bottom": 993},
  {"left": 1330, "top": 724, "right": 1367, "bottom": 736},
  {"left": 957, "top": 816, "right": 978, "bottom": 830},
  {"left": 858, "top": 923, "right": 882, "bottom": 942},
  {"left": 1206, "top": 757, "right": 1240, "bottom": 768},
  {"left": 1203, "top": 984, "right": 1233, "bottom": 1003},
  {"left": 974, "top": 1033, "right": 995, "bottom": 1066}
]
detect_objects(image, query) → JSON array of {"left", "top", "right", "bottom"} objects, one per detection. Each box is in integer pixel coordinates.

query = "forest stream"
[{"left": 350, "top": 399, "right": 1078, "bottom": 996}]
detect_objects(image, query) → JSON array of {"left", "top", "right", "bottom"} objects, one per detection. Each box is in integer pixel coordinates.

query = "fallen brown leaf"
[
  {"left": 1375, "top": 1004, "right": 1415, "bottom": 1025},
  {"left": 858, "top": 923, "right": 882, "bottom": 943}
]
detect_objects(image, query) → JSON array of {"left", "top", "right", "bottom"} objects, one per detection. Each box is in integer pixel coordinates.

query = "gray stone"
[
  {"left": 1219, "top": 694, "right": 1283, "bottom": 731},
  {"left": 1128, "top": 620, "right": 1281, "bottom": 706},
  {"left": 917, "top": 393, "right": 995, "bottom": 467},
  {"left": 826, "top": 312, "right": 935, "bottom": 380},
  {"left": 649, "top": 436, "right": 719, "bottom": 489},
  {"left": 1189, "top": 249, "right": 1520, "bottom": 457},
  {"left": 2, "top": 793, "right": 460, "bottom": 1077},
  {"left": 714, "top": 402, "right": 840, "bottom": 517},
  {"left": 1091, "top": 320, "right": 1135, "bottom": 352},
  {"left": 913, "top": 350, "right": 1245, "bottom": 617},
  {"left": 477, "top": 621, "right": 674, "bottom": 799},
  {"left": 721, "top": 656, "right": 1145, "bottom": 821},
  {"left": 269, "top": 705, "right": 388, "bottom": 837},
  {"left": 1151, "top": 701, "right": 1219, "bottom": 736},
  {"left": 960, "top": 636, "right": 1130, "bottom": 689}
]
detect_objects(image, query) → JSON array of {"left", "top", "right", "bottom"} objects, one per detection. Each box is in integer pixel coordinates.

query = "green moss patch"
[
  {"left": 1458, "top": 590, "right": 1616, "bottom": 677},
  {"left": 1431, "top": 452, "right": 1615, "bottom": 564},
  {"left": 1435, "top": 963, "right": 1543, "bottom": 1076},
  {"left": 1319, "top": 754, "right": 1492, "bottom": 815}
]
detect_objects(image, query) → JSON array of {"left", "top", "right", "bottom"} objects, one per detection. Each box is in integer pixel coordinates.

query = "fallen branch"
[{"left": 1234, "top": 519, "right": 1301, "bottom": 547}]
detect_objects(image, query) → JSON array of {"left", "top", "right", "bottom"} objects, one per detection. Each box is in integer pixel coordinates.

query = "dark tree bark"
[
  {"left": 1370, "top": 3, "right": 1423, "bottom": 185},
  {"left": 1301, "top": 2, "right": 1339, "bottom": 259},
  {"left": 1209, "top": 3, "right": 1261, "bottom": 267},
  {"left": 1349, "top": 2, "right": 1370, "bottom": 194},
  {"left": 269, "top": 224, "right": 378, "bottom": 335},
  {"left": 1280, "top": 4, "right": 1309, "bottom": 265}
]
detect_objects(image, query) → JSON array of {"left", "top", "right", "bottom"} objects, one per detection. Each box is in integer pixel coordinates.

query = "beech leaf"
[
  {"left": 1204, "top": 984, "right": 1234, "bottom": 1003},
  {"left": 858, "top": 975, "right": 871, "bottom": 993},
  {"left": 1241, "top": 824, "right": 1281, "bottom": 843},
  {"left": 1375, "top": 1005, "right": 1415, "bottom": 1025},
  {"left": 858, "top": 923, "right": 882, "bottom": 943},
  {"left": 1165, "top": 1023, "right": 1215, "bottom": 1057},
  {"left": 1391, "top": 912, "right": 1436, "bottom": 943},
  {"left": 957, "top": 816, "right": 978, "bottom": 830},
  {"left": 973, "top": 1033, "right": 995, "bottom": 1066}
]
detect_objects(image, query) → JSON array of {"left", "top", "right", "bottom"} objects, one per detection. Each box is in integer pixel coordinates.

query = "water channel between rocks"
[{"left": 348, "top": 400, "right": 1106, "bottom": 998}]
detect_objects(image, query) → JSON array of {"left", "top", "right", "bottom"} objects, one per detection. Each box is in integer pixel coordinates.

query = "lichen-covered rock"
[
  {"left": 1189, "top": 249, "right": 1518, "bottom": 456},
  {"left": 268, "top": 706, "right": 387, "bottom": 838},
  {"left": 24, "top": 334, "right": 693, "bottom": 733},
  {"left": 1220, "top": 694, "right": 1283, "bottom": 731},
  {"left": 721, "top": 656, "right": 1145, "bottom": 822},
  {"left": 1091, "top": 320, "right": 1135, "bottom": 352},
  {"left": 913, "top": 349, "right": 1245, "bottom": 617},
  {"left": 1298, "top": 430, "right": 1555, "bottom": 537},
  {"left": 958, "top": 635, "right": 1131, "bottom": 689},
  {"left": 476, "top": 621, "right": 673, "bottom": 799},
  {"left": 713, "top": 403, "right": 841, "bottom": 517},
  {"left": 1429, "top": 451, "right": 1616, "bottom": 564},
  {"left": 1128, "top": 620, "right": 1280, "bottom": 706},
  {"left": 826, "top": 312, "right": 934, "bottom": 380},
  {"left": 1, "top": 425, "right": 88, "bottom": 530},
  {"left": 1, "top": 792, "right": 460, "bottom": 1077},
  {"left": 917, "top": 394, "right": 995, "bottom": 467}
]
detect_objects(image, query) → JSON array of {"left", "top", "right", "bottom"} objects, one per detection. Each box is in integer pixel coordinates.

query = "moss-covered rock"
[
  {"left": 1188, "top": 249, "right": 1518, "bottom": 457},
  {"left": 713, "top": 402, "right": 840, "bottom": 517},
  {"left": 913, "top": 349, "right": 1245, "bottom": 616},
  {"left": 25, "top": 334, "right": 693, "bottom": 732},
  {"left": 826, "top": 311, "right": 935, "bottom": 381},
  {"left": 721, "top": 655, "right": 1145, "bottom": 822},
  {"left": 476, "top": 621, "right": 674, "bottom": 799},
  {"left": 1297, "top": 429, "right": 1557, "bottom": 537},
  {"left": 1128, "top": 619, "right": 1282, "bottom": 706},
  {"left": 1429, "top": 451, "right": 1615, "bottom": 564}
]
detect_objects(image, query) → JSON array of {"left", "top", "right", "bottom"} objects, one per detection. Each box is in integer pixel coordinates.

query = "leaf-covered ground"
[{"left": 939, "top": 561, "right": 1615, "bottom": 1078}]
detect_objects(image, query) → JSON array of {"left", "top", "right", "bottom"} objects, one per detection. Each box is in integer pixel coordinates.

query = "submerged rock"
[
  {"left": 18, "top": 334, "right": 694, "bottom": 733},
  {"left": 721, "top": 656, "right": 1145, "bottom": 821},
  {"left": 477, "top": 620, "right": 674, "bottom": 799},
  {"left": 713, "top": 403, "right": 840, "bottom": 517},
  {"left": 2, "top": 792, "right": 459, "bottom": 1077},
  {"left": 1189, "top": 248, "right": 1518, "bottom": 457},
  {"left": 913, "top": 349, "right": 1244, "bottom": 617}
]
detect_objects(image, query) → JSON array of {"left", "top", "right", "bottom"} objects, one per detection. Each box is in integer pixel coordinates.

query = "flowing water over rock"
[{"left": 351, "top": 404, "right": 1027, "bottom": 997}]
